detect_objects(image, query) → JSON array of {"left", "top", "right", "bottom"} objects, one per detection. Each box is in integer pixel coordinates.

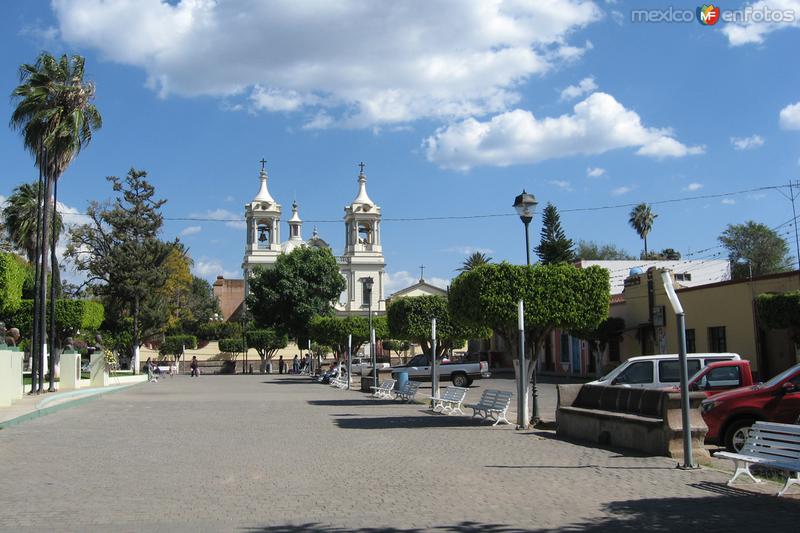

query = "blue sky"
[{"left": 1, "top": 0, "right": 798, "bottom": 293}]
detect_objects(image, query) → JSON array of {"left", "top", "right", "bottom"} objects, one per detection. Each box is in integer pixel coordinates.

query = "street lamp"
[
  {"left": 512, "top": 189, "right": 538, "bottom": 427},
  {"left": 363, "top": 277, "right": 376, "bottom": 390}
]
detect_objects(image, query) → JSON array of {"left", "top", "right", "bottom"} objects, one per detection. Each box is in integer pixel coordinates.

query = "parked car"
[
  {"left": 391, "top": 353, "right": 490, "bottom": 387},
  {"left": 701, "top": 362, "right": 800, "bottom": 452},
  {"left": 588, "top": 353, "right": 741, "bottom": 389},
  {"left": 663, "top": 360, "right": 755, "bottom": 397}
]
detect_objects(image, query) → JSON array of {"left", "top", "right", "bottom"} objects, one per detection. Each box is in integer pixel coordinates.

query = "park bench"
[
  {"left": 714, "top": 421, "right": 800, "bottom": 497},
  {"left": 330, "top": 373, "right": 349, "bottom": 389},
  {"left": 465, "top": 389, "right": 513, "bottom": 426},
  {"left": 393, "top": 381, "right": 421, "bottom": 403},
  {"left": 430, "top": 386, "right": 468, "bottom": 415},
  {"left": 370, "top": 379, "right": 396, "bottom": 399}
]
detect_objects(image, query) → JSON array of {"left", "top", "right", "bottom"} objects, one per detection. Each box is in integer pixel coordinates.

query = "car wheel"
[
  {"left": 452, "top": 373, "right": 468, "bottom": 388},
  {"left": 724, "top": 418, "right": 756, "bottom": 452}
]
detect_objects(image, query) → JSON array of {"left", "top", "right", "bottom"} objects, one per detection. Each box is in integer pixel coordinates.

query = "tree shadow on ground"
[
  {"left": 244, "top": 490, "right": 799, "bottom": 532},
  {"left": 333, "top": 415, "right": 500, "bottom": 430},
  {"left": 308, "top": 399, "right": 397, "bottom": 407},
  {"left": 484, "top": 464, "right": 675, "bottom": 471},
  {"left": 525, "top": 430, "right": 661, "bottom": 459},
  {"left": 261, "top": 379, "right": 316, "bottom": 385}
]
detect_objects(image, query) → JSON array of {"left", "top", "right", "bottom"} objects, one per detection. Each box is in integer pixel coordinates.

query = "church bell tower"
[{"left": 242, "top": 161, "right": 282, "bottom": 292}]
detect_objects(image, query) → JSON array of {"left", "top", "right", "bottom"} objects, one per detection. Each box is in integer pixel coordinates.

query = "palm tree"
[
  {"left": 10, "top": 52, "right": 102, "bottom": 392},
  {"left": 458, "top": 251, "right": 492, "bottom": 272},
  {"left": 628, "top": 203, "right": 657, "bottom": 258},
  {"left": 2, "top": 181, "right": 63, "bottom": 263}
]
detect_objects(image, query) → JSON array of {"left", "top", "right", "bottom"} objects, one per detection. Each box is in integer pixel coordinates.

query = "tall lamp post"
[
  {"left": 513, "top": 190, "right": 538, "bottom": 425},
  {"left": 363, "top": 277, "right": 376, "bottom": 390}
]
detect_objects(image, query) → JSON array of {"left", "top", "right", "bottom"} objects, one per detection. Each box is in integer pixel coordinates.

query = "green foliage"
[
  {"left": 198, "top": 321, "right": 242, "bottom": 340},
  {"left": 159, "top": 334, "right": 198, "bottom": 358},
  {"left": 628, "top": 203, "right": 658, "bottom": 257},
  {"left": 218, "top": 337, "right": 245, "bottom": 355},
  {"left": 458, "top": 251, "right": 492, "bottom": 272},
  {"left": 535, "top": 203, "right": 575, "bottom": 264},
  {"left": 719, "top": 221, "right": 792, "bottom": 280},
  {"left": 9, "top": 299, "right": 104, "bottom": 346},
  {"left": 573, "top": 316, "right": 624, "bottom": 370},
  {"left": 0, "top": 252, "right": 28, "bottom": 315},
  {"left": 309, "top": 315, "right": 388, "bottom": 356},
  {"left": 246, "top": 329, "right": 288, "bottom": 361},
  {"left": 449, "top": 263, "right": 610, "bottom": 357},
  {"left": 246, "top": 246, "right": 346, "bottom": 341},
  {"left": 2, "top": 182, "right": 63, "bottom": 263},
  {"left": 388, "top": 295, "right": 487, "bottom": 356},
  {"left": 757, "top": 291, "right": 800, "bottom": 340},
  {"left": 576, "top": 241, "right": 635, "bottom": 261}
]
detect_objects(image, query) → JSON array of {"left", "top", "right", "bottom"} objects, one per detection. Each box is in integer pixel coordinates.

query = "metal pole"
[
  {"left": 790, "top": 180, "right": 800, "bottom": 271},
  {"left": 524, "top": 220, "right": 531, "bottom": 267},
  {"left": 347, "top": 334, "right": 352, "bottom": 390},
  {"left": 308, "top": 338, "right": 312, "bottom": 375},
  {"left": 523, "top": 219, "right": 539, "bottom": 422},
  {"left": 369, "top": 301, "right": 376, "bottom": 390},
  {"left": 676, "top": 311, "right": 695, "bottom": 468},
  {"left": 517, "top": 300, "right": 528, "bottom": 429},
  {"left": 430, "top": 318, "right": 438, "bottom": 402}
]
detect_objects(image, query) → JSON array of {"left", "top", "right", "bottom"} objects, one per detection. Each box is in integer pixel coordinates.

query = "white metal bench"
[
  {"left": 430, "top": 386, "right": 468, "bottom": 415},
  {"left": 370, "top": 379, "right": 396, "bottom": 399},
  {"left": 465, "top": 389, "right": 513, "bottom": 426},
  {"left": 330, "top": 374, "right": 349, "bottom": 389},
  {"left": 393, "top": 381, "right": 421, "bottom": 403},
  {"left": 714, "top": 421, "right": 800, "bottom": 497}
]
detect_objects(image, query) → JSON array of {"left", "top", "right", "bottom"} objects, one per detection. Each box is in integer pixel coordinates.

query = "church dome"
[
  {"left": 253, "top": 168, "right": 276, "bottom": 205},
  {"left": 350, "top": 163, "right": 375, "bottom": 208}
]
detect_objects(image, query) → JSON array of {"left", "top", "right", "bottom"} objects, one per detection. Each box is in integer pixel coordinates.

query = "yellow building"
[{"left": 610, "top": 268, "right": 800, "bottom": 379}]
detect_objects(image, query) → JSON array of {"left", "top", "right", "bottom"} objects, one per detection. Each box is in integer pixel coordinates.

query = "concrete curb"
[{"left": 0, "top": 380, "right": 145, "bottom": 430}]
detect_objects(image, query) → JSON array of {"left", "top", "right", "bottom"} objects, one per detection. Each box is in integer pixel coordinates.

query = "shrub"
[
  {"left": 0, "top": 253, "right": 29, "bottom": 316},
  {"left": 197, "top": 321, "right": 242, "bottom": 340},
  {"left": 159, "top": 334, "right": 198, "bottom": 358},
  {"left": 9, "top": 299, "right": 105, "bottom": 344},
  {"left": 218, "top": 337, "right": 245, "bottom": 354}
]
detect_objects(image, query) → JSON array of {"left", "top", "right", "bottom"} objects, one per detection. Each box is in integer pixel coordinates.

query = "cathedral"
[{"left": 237, "top": 162, "right": 386, "bottom": 315}]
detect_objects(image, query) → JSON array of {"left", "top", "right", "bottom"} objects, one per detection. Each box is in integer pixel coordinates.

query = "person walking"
[
  {"left": 292, "top": 354, "right": 299, "bottom": 374},
  {"left": 279, "top": 355, "right": 285, "bottom": 374},
  {"left": 190, "top": 356, "right": 199, "bottom": 377}
]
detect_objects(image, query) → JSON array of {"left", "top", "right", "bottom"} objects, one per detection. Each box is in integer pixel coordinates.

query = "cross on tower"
[
  {"left": 358, "top": 161, "right": 366, "bottom": 174},
  {"left": 260, "top": 158, "right": 267, "bottom": 171},
  {"left": 419, "top": 264, "right": 425, "bottom": 281}
]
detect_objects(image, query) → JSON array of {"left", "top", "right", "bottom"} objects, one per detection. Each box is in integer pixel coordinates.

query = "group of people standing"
[{"left": 277, "top": 354, "right": 312, "bottom": 374}]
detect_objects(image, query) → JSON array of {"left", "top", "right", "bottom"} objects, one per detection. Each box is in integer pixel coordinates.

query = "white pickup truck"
[{"left": 391, "top": 354, "right": 491, "bottom": 387}]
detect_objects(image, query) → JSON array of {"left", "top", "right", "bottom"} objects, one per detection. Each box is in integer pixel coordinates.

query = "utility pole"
[{"left": 778, "top": 180, "right": 800, "bottom": 272}]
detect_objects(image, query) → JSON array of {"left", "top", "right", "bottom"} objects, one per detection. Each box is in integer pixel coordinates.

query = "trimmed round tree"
[{"left": 246, "top": 328, "right": 288, "bottom": 373}]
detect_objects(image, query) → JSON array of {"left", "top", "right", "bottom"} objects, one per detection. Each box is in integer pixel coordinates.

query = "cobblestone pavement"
[{"left": 1, "top": 375, "right": 797, "bottom": 532}]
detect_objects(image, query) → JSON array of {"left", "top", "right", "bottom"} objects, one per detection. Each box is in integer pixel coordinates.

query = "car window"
[
  {"left": 408, "top": 355, "right": 428, "bottom": 366},
  {"left": 615, "top": 362, "right": 654, "bottom": 384},
  {"left": 706, "top": 366, "right": 741, "bottom": 388},
  {"left": 658, "top": 359, "right": 701, "bottom": 383}
]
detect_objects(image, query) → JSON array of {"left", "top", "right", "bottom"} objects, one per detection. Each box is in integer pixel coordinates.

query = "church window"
[{"left": 257, "top": 224, "right": 271, "bottom": 248}]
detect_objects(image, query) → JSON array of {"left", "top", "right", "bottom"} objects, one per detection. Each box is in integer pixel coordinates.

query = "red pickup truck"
[
  {"left": 687, "top": 360, "right": 755, "bottom": 397},
  {"left": 701, "top": 362, "right": 800, "bottom": 452}
]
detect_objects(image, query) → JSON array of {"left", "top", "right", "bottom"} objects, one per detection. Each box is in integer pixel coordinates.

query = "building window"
[
  {"left": 685, "top": 329, "right": 696, "bottom": 353},
  {"left": 560, "top": 333, "right": 570, "bottom": 363},
  {"left": 675, "top": 273, "right": 692, "bottom": 282},
  {"left": 708, "top": 326, "right": 727, "bottom": 353},
  {"left": 608, "top": 339, "right": 620, "bottom": 362},
  {"left": 361, "top": 280, "right": 372, "bottom": 307}
]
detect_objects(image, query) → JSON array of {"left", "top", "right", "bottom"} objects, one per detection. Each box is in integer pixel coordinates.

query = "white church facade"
[{"left": 241, "top": 162, "right": 386, "bottom": 314}]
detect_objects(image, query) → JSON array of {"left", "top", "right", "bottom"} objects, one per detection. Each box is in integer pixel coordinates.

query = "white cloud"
[
  {"left": 721, "top": 198, "right": 737, "bottom": 205},
  {"left": 424, "top": 92, "right": 704, "bottom": 170},
  {"left": 610, "top": 185, "right": 634, "bottom": 196},
  {"left": 721, "top": 1, "right": 800, "bottom": 46},
  {"left": 193, "top": 257, "right": 239, "bottom": 280},
  {"left": 53, "top": 0, "right": 603, "bottom": 128},
  {"left": 385, "top": 270, "right": 449, "bottom": 294},
  {"left": 780, "top": 101, "right": 800, "bottom": 130},
  {"left": 730, "top": 134, "right": 765, "bottom": 150},
  {"left": 683, "top": 182, "right": 703, "bottom": 192},
  {"left": 548, "top": 179, "right": 573, "bottom": 191},
  {"left": 189, "top": 208, "right": 246, "bottom": 229},
  {"left": 443, "top": 245, "right": 494, "bottom": 255},
  {"left": 180, "top": 225, "right": 202, "bottom": 236},
  {"left": 560, "top": 76, "right": 597, "bottom": 101},
  {"left": 586, "top": 166, "right": 606, "bottom": 177}
]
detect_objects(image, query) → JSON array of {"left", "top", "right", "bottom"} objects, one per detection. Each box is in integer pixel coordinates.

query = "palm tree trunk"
[
  {"left": 644, "top": 236, "right": 648, "bottom": 257},
  {"left": 37, "top": 166, "right": 53, "bottom": 392},
  {"left": 48, "top": 176, "right": 59, "bottom": 392},
  {"left": 30, "top": 148, "right": 45, "bottom": 394}
]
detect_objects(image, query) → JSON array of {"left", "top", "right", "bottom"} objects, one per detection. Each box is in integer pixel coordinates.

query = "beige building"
[{"left": 609, "top": 268, "right": 800, "bottom": 379}]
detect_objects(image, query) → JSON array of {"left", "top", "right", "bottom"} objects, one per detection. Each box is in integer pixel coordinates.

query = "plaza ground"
[{"left": 0, "top": 375, "right": 797, "bottom": 532}]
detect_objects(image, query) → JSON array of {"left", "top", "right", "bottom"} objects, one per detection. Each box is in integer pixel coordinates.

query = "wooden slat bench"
[
  {"left": 465, "top": 389, "right": 513, "bottom": 426},
  {"left": 393, "top": 381, "right": 421, "bottom": 403},
  {"left": 370, "top": 379, "right": 396, "bottom": 399},
  {"left": 430, "top": 386, "right": 468, "bottom": 415},
  {"left": 714, "top": 421, "right": 800, "bottom": 497}
]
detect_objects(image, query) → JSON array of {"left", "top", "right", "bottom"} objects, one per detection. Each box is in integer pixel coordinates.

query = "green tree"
[
  {"left": 246, "top": 329, "right": 288, "bottom": 372},
  {"left": 387, "top": 295, "right": 488, "bottom": 357},
  {"left": 756, "top": 291, "right": 800, "bottom": 341},
  {"left": 247, "top": 246, "right": 346, "bottom": 342},
  {"left": 449, "top": 263, "right": 609, "bottom": 424},
  {"left": 67, "top": 168, "right": 175, "bottom": 369},
  {"left": 0, "top": 252, "right": 29, "bottom": 316},
  {"left": 11, "top": 52, "right": 102, "bottom": 391},
  {"left": 458, "top": 251, "right": 492, "bottom": 272},
  {"left": 382, "top": 339, "right": 412, "bottom": 363},
  {"left": 573, "top": 316, "right": 625, "bottom": 375},
  {"left": 10, "top": 299, "right": 104, "bottom": 346},
  {"left": 159, "top": 334, "right": 197, "bottom": 362},
  {"left": 2, "top": 182, "right": 63, "bottom": 264},
  {"left": 628, "top": 203, "right": 657, "bottom": 258},
  {"left": 535, "top": 203, "right": 575, "bottom": 264},
  {"left": 576, "top": 240, "right": 635, "bottom": 261},
  {"left": 641, "top": 248, "right": 682, "bottom": 260},
  {"left": 309, "top": 315, "right": 388, "bottom": 358},
  {"left": 719, "top": 221, "right": 792, "bottom": 280}
]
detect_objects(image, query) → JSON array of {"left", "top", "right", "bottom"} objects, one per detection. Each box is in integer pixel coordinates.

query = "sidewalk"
[{"left": 0, "top": 374, "right": 147, "bottom": 429}]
